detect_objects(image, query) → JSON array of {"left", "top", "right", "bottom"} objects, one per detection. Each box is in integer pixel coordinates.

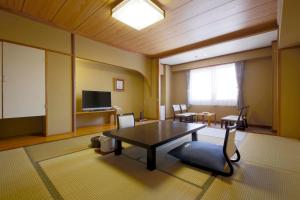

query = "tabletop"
[{"left": 103, "top": 120, "right": 206, "bottom": 148}]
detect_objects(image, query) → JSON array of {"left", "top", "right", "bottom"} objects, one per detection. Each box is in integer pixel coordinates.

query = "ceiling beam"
[{"left": 150, "top": 20, "right": 278, "bottom": 59}]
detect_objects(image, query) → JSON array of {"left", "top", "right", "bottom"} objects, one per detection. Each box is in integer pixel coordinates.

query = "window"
[{"left": 188, "top": 63, "right": 238, "bottom": 106}]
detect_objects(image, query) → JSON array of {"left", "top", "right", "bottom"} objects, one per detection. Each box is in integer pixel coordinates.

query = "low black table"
[{"left": 103, "top": 121, "right": 206, "bottom": 170}]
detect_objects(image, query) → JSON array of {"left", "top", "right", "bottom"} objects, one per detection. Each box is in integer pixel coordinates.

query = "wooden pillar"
[{"left": 71, "top": 33, "right": 76, "bottom": 134}]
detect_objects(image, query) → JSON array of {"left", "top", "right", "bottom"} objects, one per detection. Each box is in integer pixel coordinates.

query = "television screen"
[{"left": 82, "top": 90, "right": 112, "bottom": 111}]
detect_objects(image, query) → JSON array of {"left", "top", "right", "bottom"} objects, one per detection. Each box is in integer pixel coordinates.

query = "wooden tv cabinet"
[{"left": 76, "top": 109, "right": 117, "bottom": 135}]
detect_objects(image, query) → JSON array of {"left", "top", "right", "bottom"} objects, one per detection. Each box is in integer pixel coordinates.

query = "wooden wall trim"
[
  {"left": 278, "top": 44, "right": 300, "bottom": 50},
  {"left": 76, "top": 56, "right": 146, "bottom": 78},
  {"left": 0, "top": 38, "right": 71, "bottom": 56},
  {"left": 71, "top": 33, "right": 76, "bottom": 133},
  {"left": 278, "top": 48, "right": 281, "bottom": 136},
  {"left": 277, "top": 44, "right": 300, "bottom": 136},
  {"left": 44, "top": 50, "right": 48, "bottom": 136},
  {"left": 151, "top": 20, "right": 278, "bottom": 58},
  {"left": 156, "top": 60, "right": 160, "bottom": 120},
  {"left": 1, "top": 42, "right": 3, "bottom": 119},
  {"left": 171, "top": 46, "right": 272, "bottom": 72}
]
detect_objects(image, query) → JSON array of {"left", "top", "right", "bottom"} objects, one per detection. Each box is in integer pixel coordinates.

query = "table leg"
[
  {"left": 147, "top": 147, "right": 156, "bottom": 170},
  {"left": 192, "top": 131, "right": 198, "bottom": 141},
  {"left": 114, "top": 139, "right": 122, "bottom": 155},
  {"left": 208, "top": 116, "right": 211, "bottom": 126},
  {"left": 215, "top": 114, "right": 217, "bottom": 125}
]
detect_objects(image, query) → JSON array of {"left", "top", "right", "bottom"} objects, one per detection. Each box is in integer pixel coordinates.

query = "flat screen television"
[{"left": 82, "top": 90, "right": 112, "bottom": 111}]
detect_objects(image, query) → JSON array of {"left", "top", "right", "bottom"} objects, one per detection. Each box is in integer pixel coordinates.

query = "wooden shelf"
[
  {"left": 76, "top": 109, "right": 116, "bottom": 115},
  {"left": 76, "top": 124, "right": 116, "bottom": 136}
]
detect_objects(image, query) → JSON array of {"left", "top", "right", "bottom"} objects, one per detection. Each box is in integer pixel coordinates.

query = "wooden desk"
[{"left": 104, "top": 121, "right": 206, "bottom": 170}]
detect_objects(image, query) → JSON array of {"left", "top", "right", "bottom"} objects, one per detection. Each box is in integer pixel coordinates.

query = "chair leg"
[
  {"left": 225, "top": 121, "right": 228, "bottom": 128},
  {"left": 221, "top": 150, "right": 236, "bottom": 176},
  {"left": 220, "top": 159, "right": 234, "bottom": 177},
  {"left": 231, "top": 149, "right": 241, "bottom": 163},
  {"left": 244, "top": 119, "right": 248, "bottom": 128}
]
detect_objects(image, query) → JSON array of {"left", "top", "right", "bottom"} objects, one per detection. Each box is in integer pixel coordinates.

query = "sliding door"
[{"left": 3, "top": 42, "right": 45, "bottom": 118}]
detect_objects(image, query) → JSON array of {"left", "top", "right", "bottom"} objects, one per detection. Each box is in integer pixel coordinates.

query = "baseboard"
[{"left": 248, "top": 124, "right": 272, "bottom": 129}]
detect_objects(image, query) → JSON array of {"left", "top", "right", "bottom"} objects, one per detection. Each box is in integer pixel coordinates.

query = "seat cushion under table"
[{"left": 168, "top": 141, "right": 226, "bottom": 173}]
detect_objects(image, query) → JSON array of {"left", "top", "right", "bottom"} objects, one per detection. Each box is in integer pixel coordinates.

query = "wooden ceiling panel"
[
  {"left": 94, "top": 0, "right": 233, "bottom": 45},
  {"left": 0, "top": 0, "right": 24, "bottom": 11},
  {"left": 156, "top": 0, "right": 191, "bottom": 11},
  {"left": 114, "top": 0, "right": 275, "bottom": 53},
  {"left": 22, "top": 0, "right": 66, "bottom": 21},
  {"left": 148, "top": 15, "right": 277, "bottom": 56},
  {"left": 52, "top": 0, "right": 108, "bottom": 31},
  {"left": 75, "top": 0, "right": 117, "bottom": 36},
  {"left": 135, "top": 1, "right": 277, "bottom": 54},
  {"left": 0, "top": 0, "right": 278, "bottom": 57}
]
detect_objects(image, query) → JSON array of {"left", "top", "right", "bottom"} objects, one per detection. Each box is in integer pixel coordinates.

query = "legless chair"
[
  {"left": 180, "top": 104, "right": 195, "bottom": 115},
  {"left": 169, "top": 125, "right": 240, "bottom": 176},
  {"left": 180, "top": 104, "right": 196, "bottom": 122},
  {"left": 99, "top": 113, "right": 135, "bottom": 153},
  {"left": 221, "top": 106, "right": 249, "bottom": 130},
  {"left": 172, "top": 104, "right": 195, "bottom": 122},
  {"left": 117, "top": 113, "right": 135, "bottom": 129},
  {"left": 172, "top": 104, "right": 181, "bottom": 121}
]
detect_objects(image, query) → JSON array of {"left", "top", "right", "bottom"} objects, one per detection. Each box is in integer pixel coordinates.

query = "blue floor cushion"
[{"left": 168, "top": 141, "right": 226, "bottom": 172}]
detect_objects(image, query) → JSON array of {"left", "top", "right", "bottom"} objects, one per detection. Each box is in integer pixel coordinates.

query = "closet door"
[
  {"left": 3, "top": 42, "right": 45, "bottom": 118},
  {"left": 0, "top": 42, "right": 2, "bottom": 119}
]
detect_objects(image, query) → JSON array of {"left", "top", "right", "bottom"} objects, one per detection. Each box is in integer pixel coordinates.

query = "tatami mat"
[
  {"left": 239, "top": 133, "right": 300, "bottom": 173},
  {"left": 25, "top": 133, "right": 100, "bottom": 162},
  {"left": 202, "top": 160, "right": 300, "bottom": 200},
  {"left": 2, "top": 127, "right": 300, "bottom": 200},
  {"left": 40, "top": 149, "right": 203, "bottom": 200},
  {"left": 197, "top": 127, "right": 247, "bottom": 142},
  {"left": 136, "top": 133, "right": 227, "bottom": 187},
  {"left": 0, "top": 148, "right": 52, "bottom": 200},
  {"left": 126, "top": 128, "right": 247, "bottom": 188}
]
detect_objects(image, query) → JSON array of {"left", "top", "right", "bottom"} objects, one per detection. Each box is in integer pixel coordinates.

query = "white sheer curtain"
[{"left": 188, "top": 63, "right": 238, "bottom": 106}]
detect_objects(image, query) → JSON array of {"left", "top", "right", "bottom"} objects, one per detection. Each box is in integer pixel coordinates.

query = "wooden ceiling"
[{"left": 0, "top": 0, "right": 277, "bottom": 57}]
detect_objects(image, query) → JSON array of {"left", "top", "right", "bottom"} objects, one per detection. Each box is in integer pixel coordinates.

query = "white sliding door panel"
[
  {"left": 3, "top": 42, "right": 45, "bottom": 118},
  {"left": 0, "top": 42, "right": 2, "bottom": 119}
]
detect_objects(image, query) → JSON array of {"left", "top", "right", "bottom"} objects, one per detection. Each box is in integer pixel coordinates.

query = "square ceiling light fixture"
[{"left": 112, "top": 0, "right": 165, "bottom": 30}]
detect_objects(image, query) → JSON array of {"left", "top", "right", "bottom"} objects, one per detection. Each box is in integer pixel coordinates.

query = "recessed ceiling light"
[{"left": 112, "top": 0, "right": 165, "bottom": 31}]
